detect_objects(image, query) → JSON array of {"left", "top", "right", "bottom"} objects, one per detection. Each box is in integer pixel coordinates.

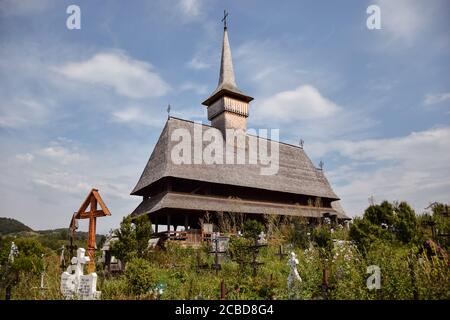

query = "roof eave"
[{"left": 202, "top": 88, "right": 254, "bottom": 106}]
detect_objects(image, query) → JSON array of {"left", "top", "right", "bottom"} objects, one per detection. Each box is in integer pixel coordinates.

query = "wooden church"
[{"left": 130, "top": 18, "right": 349, "bottom": 244}]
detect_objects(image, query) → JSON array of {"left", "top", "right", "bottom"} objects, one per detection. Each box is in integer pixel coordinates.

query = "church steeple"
[
  {"left": 218, "top": 27, "right": 237, "bottom": 89},
  {"left": 202, "top": 11, "right": 253, "bottom": 135}
]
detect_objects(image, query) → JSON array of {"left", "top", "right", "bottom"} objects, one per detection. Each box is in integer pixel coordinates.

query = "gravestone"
[
  {"left": 147, "top": 237, "right": 160, "bottom": 249},
  {"left": 257, "top": 231, "right": 267, "bottom": 245},
  {"left": 287, "top": 251, "right": 302, "bottom": 288},
  {"left": 210, "top": 233, "right": 230, "bottom": 253},
  {"left": 210, "top": 233, "right": 230, "bottom": 273},
  {"left": 60, "top": 248, "right": 101, "bottom": 300},
  {"left": 203, "top": 223, "right": 214, "bottom": 234},
  {"left": 8, "top": 242, "right": 19, "bottom": 263}
]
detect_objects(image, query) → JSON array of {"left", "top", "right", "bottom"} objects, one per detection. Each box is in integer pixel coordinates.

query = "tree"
[
  {"left": 289, "top": 218, "right": 312, "bottom": 249},
  {"left": 135, "top": 215, "right": 152, "bottom": 257},
  {"left": 110, "top": 215, "right": 153, "bottom": 264},
  {"left": 394, "top": 202, "right": 418, "bottom": 244},
  {"left": 0, "top": 238, "right": 45, "bottom": 293},
  {"left": 349, "top": 201, "right": 420, "bottom": 249},
  {"left": 110, "top": 217, "right": 137, "bottom": 263},
  {"left": 243, "top": 219, "right": 263, "bottom": 240},
  {"left": 364, "top": 201, "right": 396, "bottom": 226},
  {"left": 419, "top": 202, "right": 450, "bottom": 249}
]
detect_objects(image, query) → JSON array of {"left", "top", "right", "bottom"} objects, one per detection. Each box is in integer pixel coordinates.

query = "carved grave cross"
[{"left": 74, "top": 189, "right": 111, "bottom": 273}]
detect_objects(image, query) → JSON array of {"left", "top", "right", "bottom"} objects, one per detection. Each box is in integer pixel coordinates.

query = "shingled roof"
[
  {"left": 130, "top": 191, "right": 346, "bottom": 219},
  {"left": 131, "top": 117, "right": 340, "bottom": 201}
]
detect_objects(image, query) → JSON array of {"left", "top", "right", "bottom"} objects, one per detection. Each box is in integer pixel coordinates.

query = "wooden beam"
[
  {"left": 75, "top": 188, "right": 98, "bottom": 216},
  {"left": 87, "top": 193, "right": 97, "bottom": 273},
  {"left": 92, "top": 189, "right": 111, "bottom": 216},
  {"left": 78, "top": 210, "right": 110, "bottom": 219}
]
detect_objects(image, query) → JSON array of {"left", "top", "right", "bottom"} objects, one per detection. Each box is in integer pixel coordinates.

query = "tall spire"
[
  {"left": 202, "top": 11, "right": 253, "bottom": 107},
  {"left": 201, "top": 11, "right": 253, "bottom": 135},
  {"left": 218, "top": 27, "right": 237, "bottom": 89}
]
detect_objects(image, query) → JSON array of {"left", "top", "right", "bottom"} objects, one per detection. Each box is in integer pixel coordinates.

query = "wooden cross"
[
  {"left": 74, "top": 189, "right": 111, "bottom": 273},
  {"left": 222, "top": 10, "right": 229, "bottom": 29},
  {"left": 247, "top": 239, "right": 266, "bottom": 277},
  {"left": 68, "top": 212, "right": 79, "bottom": 258},
  {"left": 274, "top": 244, "right": 287, "bottom": 261},
  {"left": 318, "top": 267, "right": 335, "bottom": 299}
]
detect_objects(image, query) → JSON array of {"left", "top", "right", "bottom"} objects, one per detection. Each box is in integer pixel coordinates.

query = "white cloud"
[
  {"left": 424, "top": 92, "right": 450, "bottom": 106},
  {"left": 309, "top": 127, "right": 450, "bottom": 217},
  {"left": 55, "top": 52, "right": 170, "bottom": 99},
  {"left": 178, "top": 0, "right": 201, "bottom": 17},
  {"left": 186, "top": 56, "right": 211, "bottom": 70},
  {"left": 179, "top": 81, "right": 208, "bottom": 95},
  {"left": 235, "top": 40, "right": 293, "bottom": 87},
  {"left": 0, "top": 135, "right": 146, "bottom": 232},
  {"left": 38, "top": 144, "right": 88, "bottom": 165},
  {"left": 33, "top": 171, "right": 92, "bottom": 195},
  {"left": 255, "top": 85, "right": 341, "bottom": 123},
  {"left": 112, "top": 107, "right": 164, "bottom": 127},
  {"left": 375, "top": 0, "right": 436, "bottom": 45},
  {"left": 16, "top": 153, "right": 34, "bottom": 163},
  {"left": 0, "top": 99, "right": 50, "bottom": 128}
]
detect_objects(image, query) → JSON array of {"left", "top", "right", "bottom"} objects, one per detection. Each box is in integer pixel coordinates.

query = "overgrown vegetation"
[{"left": 1, "top": 201, "right": 449, "bottom": 300}]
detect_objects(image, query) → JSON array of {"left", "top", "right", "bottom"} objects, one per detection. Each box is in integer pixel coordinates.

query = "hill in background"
[
  {"left": 0, "top": 217, "right": 105, "bottom": 252},
  {"left": 0, "top": 217, "right": 33, "bottom": 235}
]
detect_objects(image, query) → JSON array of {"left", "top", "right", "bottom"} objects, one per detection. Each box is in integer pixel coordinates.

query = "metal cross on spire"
[
  {"left": 299, "top": 138, "right": 304, "bottom": 149},
  {"left": 221, "top": 10, "right": 229, "bottom": 29},
  {"left": 167, "top": 104, "right": 171, "bottom": 119},
  {"left": 319, "top": 160, "right": 324, "bottom": 170}
]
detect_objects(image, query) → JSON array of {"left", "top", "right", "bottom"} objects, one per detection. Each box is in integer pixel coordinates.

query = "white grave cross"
[
  {"left": 257, "top": 231, "right": 267, "bottom": 245},
  {"left": 60, "top": 248, "right": 101, "bottom": 300}
]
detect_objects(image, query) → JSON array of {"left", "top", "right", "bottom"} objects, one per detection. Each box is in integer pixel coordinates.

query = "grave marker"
[{"left": 60, "top": 248, "right": 101, "bottom": 300}]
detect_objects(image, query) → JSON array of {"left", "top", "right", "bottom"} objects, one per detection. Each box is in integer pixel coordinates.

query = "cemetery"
[{"left": 0, "top": 199, "right": 449, "bottom": 300}]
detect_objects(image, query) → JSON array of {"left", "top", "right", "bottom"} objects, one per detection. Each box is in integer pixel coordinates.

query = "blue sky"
[{"left": 0, "top": 0, "right": 449, "bottom": 233}]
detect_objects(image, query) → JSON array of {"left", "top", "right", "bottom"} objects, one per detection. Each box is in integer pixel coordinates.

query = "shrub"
[
  {"left": 243, "top": 219, "right": 263, "bottom": 240},
  {"left": 101, "top": 276, "right": 130, "bottom": 299},
  {"left": 124, "top": 258, "right": 157, "bottom": 296}
]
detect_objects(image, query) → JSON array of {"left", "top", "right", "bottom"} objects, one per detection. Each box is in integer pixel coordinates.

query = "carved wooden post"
[
  {"left": 72, "top": 189, "right": 111, "bottom": 274},
  {"left": 87, "top": 195, "right": 97, "bottom": 273},
  {"left": 220, "top": 279, "right": 226, "bottom": 300},
  {"left": 167, "top": 214, "right": 171, "bottom": 238}
]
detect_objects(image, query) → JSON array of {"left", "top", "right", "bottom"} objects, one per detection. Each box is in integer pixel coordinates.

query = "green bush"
[
  {"left": 100, "top": 276, "right": 130, "bottom": 299},
  {"left": 243, "top": 219, "right": 263, "bottom": 240},
  {"left": 124, "top": 258, "right": 157, "bottom": 296}
]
